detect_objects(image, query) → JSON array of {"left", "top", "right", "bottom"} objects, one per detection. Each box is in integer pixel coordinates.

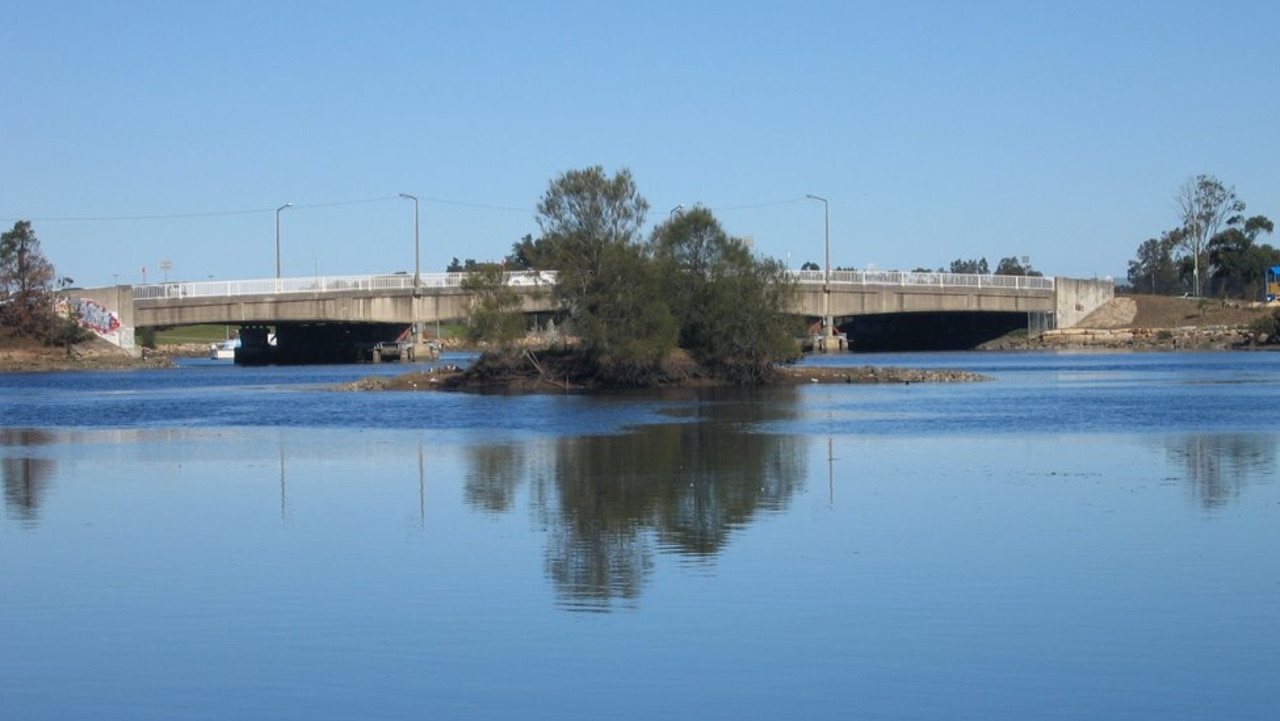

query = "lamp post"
[
  {"left": 805, "top": 194, "right": 832, "bottom": 344},
  {"left": 670, "top": 204, "right": 684, "bottom": 219},
  {"left": 398, "top": 193, "right": 421, "bottom": 290},
  {"left": 275, "top": 203, "right": 293, "bottom": 279}
]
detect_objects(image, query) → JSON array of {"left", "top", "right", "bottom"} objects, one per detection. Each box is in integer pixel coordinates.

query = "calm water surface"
[{"left": 3, "top": 351, "right": 1278, "bottom": 720}]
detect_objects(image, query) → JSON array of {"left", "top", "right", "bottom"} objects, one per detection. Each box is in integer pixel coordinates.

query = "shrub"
[{"left": 1249, "top": 309, "right": 1280, "bottom": 344}]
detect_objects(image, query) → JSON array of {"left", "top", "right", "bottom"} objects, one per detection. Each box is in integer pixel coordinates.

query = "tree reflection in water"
[
  {"left": 1, "top": 429, "right": 57, "bottom": 525},
  {"left": 465, "top": 388, "right": 808, "bottom": 612},
  {"left": 464, "top": 443, "right": 528, "bottom": 514},
  {"left": 1162, "top": 433, "right": 1278, "bottom": 509}
]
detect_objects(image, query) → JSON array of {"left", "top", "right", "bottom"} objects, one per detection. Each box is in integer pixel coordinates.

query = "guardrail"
[
  {"left": 134, "top": 271, "right": 558, "bottom": 300},
  {"left": 787, "top": 269, "right": 1055, "bottom": 291},
  {"left": 134, "top": 268, "right": 1051, "bottom": 301}
]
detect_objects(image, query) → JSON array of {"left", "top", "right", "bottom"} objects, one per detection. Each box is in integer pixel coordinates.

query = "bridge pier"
[
  {"left": 817, "top": 326, "right": 848, "bottom": 352},
  {"left": 235, "top": 325, "right": 276, "bottom": 365}
]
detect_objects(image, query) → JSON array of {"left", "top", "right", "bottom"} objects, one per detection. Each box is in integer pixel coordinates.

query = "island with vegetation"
[{"left": 351, "top": 166, "right": 993, "bottom": 392}]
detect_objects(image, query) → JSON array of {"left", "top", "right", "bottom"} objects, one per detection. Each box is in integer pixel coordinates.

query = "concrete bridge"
[{"left": 65, "top": 269, "right": 1112, "bottom": 361}]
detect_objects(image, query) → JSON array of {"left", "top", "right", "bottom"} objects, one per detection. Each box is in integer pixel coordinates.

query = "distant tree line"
[
  {"left": 1126, "top": 175, "right": 1275, "bottom": 298},
  {"left": 942, "top": 257, "right": 1042, "bottom": 276},
  {"left": 803, "top": 258, "right": 1041, "bottom": 276}
]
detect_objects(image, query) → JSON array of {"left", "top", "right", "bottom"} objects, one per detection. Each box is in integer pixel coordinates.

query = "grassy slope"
[{"left": 1123, "top": 294, "right": 1271, "bottom": 329}]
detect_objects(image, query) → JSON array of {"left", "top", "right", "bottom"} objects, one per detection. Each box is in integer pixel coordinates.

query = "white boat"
[{"left": 210, "top": 338, "right": 239, "bottom": 360}]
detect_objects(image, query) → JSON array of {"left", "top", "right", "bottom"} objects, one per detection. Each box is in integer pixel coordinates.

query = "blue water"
[
  {"left": 3, "top": 350, "right": 1275, "bottom": 435},
  {"left": 2, "top": 351, "right": 1278, "bottom": 720}
]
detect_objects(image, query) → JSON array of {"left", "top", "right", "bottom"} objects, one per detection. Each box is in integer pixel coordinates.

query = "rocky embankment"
[
  {"left": 1034, "top": 325, "right": 1252, "bottom": 350},
  {"left": 983, "top": 296, "right": 1275, "bottom": 351}
]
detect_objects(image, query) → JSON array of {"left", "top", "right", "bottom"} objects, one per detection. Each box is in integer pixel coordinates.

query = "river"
[{"left": 2, "top": 351, "right": 1278, "bottom": 720}]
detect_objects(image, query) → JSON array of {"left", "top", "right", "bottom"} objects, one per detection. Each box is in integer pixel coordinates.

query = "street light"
[
  {"left": 670, "top": 204, "right": 684, "bottom": 218},
  {"left": 805, "top": 194, "right": 832, "bottom": 341},
  {"left": 275, "top": 203, "right": 293, "bottom": 279},
  {"left": 399, "top": 193, "right": 421, "bottom": 290}
]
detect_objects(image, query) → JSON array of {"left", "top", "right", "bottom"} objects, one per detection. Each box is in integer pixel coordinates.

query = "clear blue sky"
[{"left": 4, "top": 0, "right": 1277, "bottom": 287}]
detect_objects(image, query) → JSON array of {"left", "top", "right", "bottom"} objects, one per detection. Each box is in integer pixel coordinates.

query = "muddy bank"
[
  {"left": 0, "top": 338, "right": 172, "bottom": 372},
  {"left": 337, "top": 361, "right": 990, "bottom": 393}
]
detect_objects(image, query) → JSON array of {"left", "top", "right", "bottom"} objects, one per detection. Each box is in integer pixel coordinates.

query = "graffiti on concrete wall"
[{"left": 57, "top": 297, "right": 121, "bottom": 336}]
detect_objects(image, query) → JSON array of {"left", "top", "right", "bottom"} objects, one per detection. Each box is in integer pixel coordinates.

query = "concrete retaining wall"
[
  {"left": 60, "top": 285, "right": 137, "bottom": 353},
  {"left": 1055, "top": 278, "right": 1115, "bottom": 329}
]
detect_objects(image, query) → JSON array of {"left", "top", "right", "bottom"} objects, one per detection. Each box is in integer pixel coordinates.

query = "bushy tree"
[
  {"left": 516, "top": 167, "right": 799, "bottom": 386},
  {"left": 1127, "top": 229, "right": 1186, "bottom": 295},
  {"left": 650, "top": 206, "right": 799, "bottom": 382},
  {"left": 460, "top": 263, "right": 526, "bottom": 346},
  {"left": 1, "top": 221, "right": 69, "bottom": 340},
  {"left": 580, "top": 241, "right": 679, "bottom": 385},
  {"left": 1250, "top": 307, "right": 1280, "bottom": 344},
  {"left": 533, "top": 166, "right": 676, "bottom": 375},
  {"left": 507, "top": 234, "right": 556, "bottom": 270},
  {"left": 994, "top": 256, "right": 1042, "bottom": 277},
  {"left": 1206, "top": 215, "right": 1276, "bottom": 299}
]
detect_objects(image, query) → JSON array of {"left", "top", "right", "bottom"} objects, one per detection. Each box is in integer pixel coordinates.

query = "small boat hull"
[{"left": 210, "top": 339, "right": 239, "bottom": 360}]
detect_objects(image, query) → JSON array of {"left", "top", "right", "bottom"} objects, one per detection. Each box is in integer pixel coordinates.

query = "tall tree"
[
  {"left": 1, "top": 221, "right": 63, "bottom": 338},
  {"left": 534, "top": 166, "right": 673, "bottom": 368},
  {"left": 536, "top": 166, "right": 648, "bottom": 301},
  {"left": 1177, "top": 174, "right": 1245, "bottom": 297}
]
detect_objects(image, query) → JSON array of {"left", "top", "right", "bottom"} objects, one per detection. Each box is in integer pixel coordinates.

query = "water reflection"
[
  {"left": 464, "top": 443, "right": 527, "bottom": 513},
  {"left": 1, "top": 429, "right": 57, "bottom": 524},
  {"left": 541, "top": 422, "right": 805, "bottom": 611},
  {"left": 462, "top": 389, "right": 811, "bottom": 612},
  {"left": 1159, "top": 433, "right": 1278, "bottom": 509}
]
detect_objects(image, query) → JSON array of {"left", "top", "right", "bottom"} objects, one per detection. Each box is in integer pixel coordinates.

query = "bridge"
[{"left": 66, "top": 269, "right": 1112, "bottom": 361}]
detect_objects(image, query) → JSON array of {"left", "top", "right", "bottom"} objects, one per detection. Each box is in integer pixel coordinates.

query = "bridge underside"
[
  {"left": 834, "top": 311, "right": 1052, "bottom": 352},
  {"left": 233, "top": 322, "right": 419, "bottom": 365}
]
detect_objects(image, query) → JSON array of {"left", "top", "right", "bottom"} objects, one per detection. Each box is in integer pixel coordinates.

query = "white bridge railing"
[
  {"left": 787, "top": 269, "right": 1055, "bottom": 291},
  {"left": 133, "top": 271, "right": 557, "bottom": 300},
  {"left": 134, "top": 269, "right": 1052, "bottom": 301}
]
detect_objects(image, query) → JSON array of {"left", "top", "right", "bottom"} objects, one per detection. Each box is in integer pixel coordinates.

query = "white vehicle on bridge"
[{"left": 505, "top": 270, "right": 556, "bottom": 287}]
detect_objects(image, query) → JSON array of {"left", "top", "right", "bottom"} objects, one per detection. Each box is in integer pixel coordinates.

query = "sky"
[{"left": 3, "top": 0, "right": 1277, "bottom": 288}]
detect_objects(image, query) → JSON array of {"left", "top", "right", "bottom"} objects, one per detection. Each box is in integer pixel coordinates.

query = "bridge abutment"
[{"left": 1054, "top": 278, "right": 1115, "bottom": 328}]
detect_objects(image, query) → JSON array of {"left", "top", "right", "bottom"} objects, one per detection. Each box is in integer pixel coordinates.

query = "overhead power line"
[
  {"left": 4, "top": 193, "right": 532, "bottom": 223},
  {"left": 5, "top": 193, "right": 804, "bottom": 224}
]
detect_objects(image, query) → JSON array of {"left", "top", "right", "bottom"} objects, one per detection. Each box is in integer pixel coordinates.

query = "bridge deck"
[{"left": 133, "top": 269, "right": 1052, "bottom": 301}]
